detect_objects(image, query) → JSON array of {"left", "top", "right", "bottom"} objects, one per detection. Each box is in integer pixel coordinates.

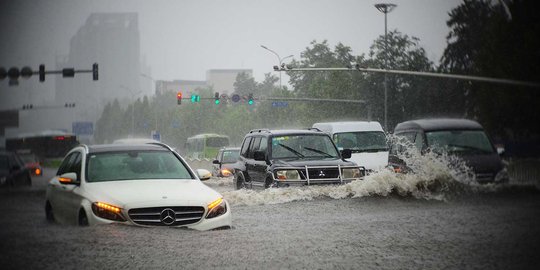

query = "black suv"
[{"left": 233, "top": 129, "right": 364, "bottom": 189}]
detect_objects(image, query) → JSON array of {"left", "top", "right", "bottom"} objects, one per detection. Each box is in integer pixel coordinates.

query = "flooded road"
[{"left": 1, "top": 167, "right": 540, "bottom": 269}]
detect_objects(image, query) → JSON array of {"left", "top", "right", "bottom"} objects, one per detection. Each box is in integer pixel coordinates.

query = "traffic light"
[
  {"left": 248, "top": 93, "right": 254, "bottom": 105},
  {"left": 22, "top": 104, "right": 33, "bottom": 110},
  {"left": 190, "top": 94, "right": 200, "bottom": 103},
  {"left": 214, "top": 92, "right": 220, "bottom": 105},
  {"left": 177, "top": 91, "right": 182, "bottom": 105},
  {"left": 39, "top": 64, "right": 45, "bottom": 82},
  {"left": 65, "top": 103, "right": 75, "bottom": 108},
  {"left": 92, "top": 63, "right": 98, "bottom": 81}
]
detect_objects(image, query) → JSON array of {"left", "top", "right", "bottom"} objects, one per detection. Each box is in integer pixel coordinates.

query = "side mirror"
[
  {"left": 253, "top": 150, "right": 266, "bottom": 161},
  {"left": 341, "top": 149, "right": 352, "bottom": 159},
  {"left": 58, "top": 172, "right": 80, "bottom": 185},
  {"left": 212, "top": 159, "right": 220, "bottom": 164},
  {"left": 196, "top": 169, "right": 212, "bottom": 181}
]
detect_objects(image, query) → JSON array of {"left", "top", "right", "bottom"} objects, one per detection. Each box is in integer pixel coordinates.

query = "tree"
[
  {"left": 439, "top": 0, "right": 540, "bottom": 140},
  {"left": 365, "top": 30, "right": 435, "bottom": 129}
]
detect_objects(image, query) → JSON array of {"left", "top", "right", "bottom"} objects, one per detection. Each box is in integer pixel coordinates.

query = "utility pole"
[
  {"left": 260, "top": 45, "right": 293, "bottom": 89},
  {"left": 375, "top": 3, "right": 397, "bottom": 131}
]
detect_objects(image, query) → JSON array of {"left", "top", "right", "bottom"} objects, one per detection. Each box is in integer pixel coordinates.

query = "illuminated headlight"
[
  {"left": 91, "top": 202, "right": 126, "bottom": 222},
  {"left": 220, "top": 169, "right": 233, "bottom": 177},
  {"left": 494, "top": 168, "right": 509, "bottom": 183},
  {"left": 275, "top": 170, "right": 301, "bottom": 181},
  {"left": 206, "top": 197, "right": 227, "bottom": 219},
  {"left": 342, "top": 168, "right": 361, "bottom": 179}
]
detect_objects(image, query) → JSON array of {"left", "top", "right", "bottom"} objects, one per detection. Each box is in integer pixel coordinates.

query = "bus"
[
  {"left": 5, "top": 131, "right": 79, "bottom": 159},
  {"left": 185, "top": 134, "right": 230, "bottom": 159}
]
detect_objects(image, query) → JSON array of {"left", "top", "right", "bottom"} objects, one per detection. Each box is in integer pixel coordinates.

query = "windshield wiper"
[
  {"left": 303, "top": 147, "right": 334, "bottom": 158},
  {"left": 278, "top": 143, "right": 305, "bottom": 158}
]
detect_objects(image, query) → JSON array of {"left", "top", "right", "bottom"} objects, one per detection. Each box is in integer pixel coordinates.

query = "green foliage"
[{"left": 439, "top": 0, "right": 540, "bottom": 139}]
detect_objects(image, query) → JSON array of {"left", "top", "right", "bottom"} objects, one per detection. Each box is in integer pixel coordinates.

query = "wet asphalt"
[{"left": 1, "top": 168, "right": 540, "bottom": 270}]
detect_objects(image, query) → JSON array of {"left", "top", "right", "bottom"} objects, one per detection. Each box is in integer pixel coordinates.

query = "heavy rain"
[{"left": 1, "top": 0, "right": 540, "bottom": 269}]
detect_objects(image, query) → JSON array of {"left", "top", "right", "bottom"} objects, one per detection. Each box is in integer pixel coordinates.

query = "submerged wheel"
[
  {"left": 45, "top": 201, "right": 55, "bottom": 223},
  {"left": 264, "top": 177, "right": 274, "bottom": 189},
  {"left": 234, "top": 173, "right": 246, "bottom": 190},
  {"left": 78, "top": 209, "right": 89, "bottom": 226}
]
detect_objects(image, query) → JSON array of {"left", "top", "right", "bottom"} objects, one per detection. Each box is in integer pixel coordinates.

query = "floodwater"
[{"left": 1, "top": 151, "right": 540, "bottom": 269}]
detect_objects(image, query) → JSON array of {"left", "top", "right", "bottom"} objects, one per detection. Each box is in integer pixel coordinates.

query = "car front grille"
[
  {"left": 128, "top": 206, "right": 205, "bottom": 226},
  {"left": 307, "top": 168, "right": 340, "bottom": 179}
]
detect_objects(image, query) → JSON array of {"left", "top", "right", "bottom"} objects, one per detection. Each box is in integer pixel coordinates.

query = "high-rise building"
[{"left": 55, "top": 13, "right": 142, "bottom": 142}]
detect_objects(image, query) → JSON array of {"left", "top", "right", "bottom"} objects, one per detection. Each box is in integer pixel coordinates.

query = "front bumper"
[{"left": 88, "top": 200, "right": 232, "bottom": 231}]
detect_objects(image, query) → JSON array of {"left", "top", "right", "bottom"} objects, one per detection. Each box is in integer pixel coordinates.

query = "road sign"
[
  {"left": 272, "top": 101, "right": 289, "bottom": 108},
  {"left": 151, "top": 130, "right": 161, "bottom": 141},
  {"left": 72, "top": 121, "right": 93, "bottom": 135}
]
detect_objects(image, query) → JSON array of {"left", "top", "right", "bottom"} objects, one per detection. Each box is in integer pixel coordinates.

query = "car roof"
[
  {"left": 87, "top": 143, "right": 169, "bottom": 154},
  {"left": 112, "top": 138, "right": 160, "bottom": 144},
  {"left": 220, "top": 147, "right": 241, "bottom": 151},
  {"left": 247, "top": 129, "right": 327, "bottom": 136},
  {"left": 313, "top": 121, "right": 384, "bottom": 133},
  {"left": 394, "top": 118, "right": 483, "bottom": 132}
]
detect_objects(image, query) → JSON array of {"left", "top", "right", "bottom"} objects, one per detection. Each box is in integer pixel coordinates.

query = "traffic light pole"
[
  {"left": 273, "top": 66, "right": 540, "bottom": 88},
  {"left": 0, "top": 63, "right": 98, "bottom": 86}
]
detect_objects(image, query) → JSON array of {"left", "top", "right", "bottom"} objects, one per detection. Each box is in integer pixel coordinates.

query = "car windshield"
[
  {"left": 86, "top": 150, "right": 194, "bottom": 182},
  {"left": 334, "top": 131, "right": 388, "bottom": 152},
  {"left": 425, "top": 130, "right": 494, "bottom": 154},
  {"left": 222, "top": 150, "right": 240, "bottom": 163},
  {"left": 271, "top": 134, "right": 339, "bottom": 159}
]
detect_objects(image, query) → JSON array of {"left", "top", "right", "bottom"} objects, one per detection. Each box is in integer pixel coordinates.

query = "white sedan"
[{"left": 45, "top": 143, "right": 231, "bottom": 231}]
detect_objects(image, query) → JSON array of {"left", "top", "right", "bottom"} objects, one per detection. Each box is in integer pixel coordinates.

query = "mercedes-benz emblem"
[
  {"left": 160, "top": 208, "right": 176, "bottom": 225},
  {"left": 318, "top": 170, "right": 326, "bottom": 177}
]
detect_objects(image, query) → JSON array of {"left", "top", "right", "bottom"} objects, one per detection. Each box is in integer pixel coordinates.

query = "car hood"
[
  {"left": 347, "top": 151, "right": 389, "bottom": 171},
  {"left": 83, "top": 179, "right": 222, "bottom": 208},
  {"left": 456, "top": 153, "right": 504, "bottom": 174},
  {"left": 272, "top": 158, "right": 356, "bottom": 168}
]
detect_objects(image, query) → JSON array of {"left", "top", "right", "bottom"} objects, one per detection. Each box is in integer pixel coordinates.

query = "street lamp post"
[
  {"left": 260, "top": 45, "right": 293, "bottom": 89},
  {"left": 375, "top": 3, "right": 397, "bottom": 132}
]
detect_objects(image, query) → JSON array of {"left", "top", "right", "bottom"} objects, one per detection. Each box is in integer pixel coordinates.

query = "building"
[
  {"left": 206, "top": 69, "right": 252, "bottom": 95},
  {"left": 54, "top": 13, "right": 144, "bottom": 142}
]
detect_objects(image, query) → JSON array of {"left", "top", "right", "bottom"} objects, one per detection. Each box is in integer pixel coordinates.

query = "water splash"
[{"left": 221, "top": 135, "right": 505, "bottom": 206}]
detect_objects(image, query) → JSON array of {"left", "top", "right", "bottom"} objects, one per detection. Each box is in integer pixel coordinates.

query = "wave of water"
[{"left": 219, "top": 137, "right": 509, "bottom": 206}]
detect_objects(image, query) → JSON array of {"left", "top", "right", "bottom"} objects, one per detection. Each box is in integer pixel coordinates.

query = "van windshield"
[
  {"left": 425, "top": 130, "right": 494, "bottom": 154},
  {"left": 333, "top": 131, "right": 388, "bottom": 152}
]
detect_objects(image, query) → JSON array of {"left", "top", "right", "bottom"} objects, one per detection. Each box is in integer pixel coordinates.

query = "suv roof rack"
[
  {"left": 307, "top": 127, "right": 322, "bottom": 132},
  {"left": 249, "top": 128, "right": 271, "bottom": 134}
]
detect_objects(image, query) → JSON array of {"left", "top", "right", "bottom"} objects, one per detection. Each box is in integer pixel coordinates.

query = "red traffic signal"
[{"left": 177, "top": 91, "right": 182, "bottom": 105}]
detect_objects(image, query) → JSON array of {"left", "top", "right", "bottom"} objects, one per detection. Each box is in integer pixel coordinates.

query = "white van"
[{"left": 312, "top": 121, "right": 389, "bottom": 172}]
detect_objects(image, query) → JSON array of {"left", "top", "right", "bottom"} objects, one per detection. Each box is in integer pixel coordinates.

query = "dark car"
[
  {"left": 212, "top": 147, "right": 240, "bottom": 177},
  {"left": 17, "top": 150, "right": 43, "bottom": 176},
  {"left": 389, "top": 118, "right": 509, "bottom": 183},
  {"left": 233, "top": 129, "right": 364, "bottom": 189},
  {"left": 0, "top": 150, "right": 32, "bottom": 187}
]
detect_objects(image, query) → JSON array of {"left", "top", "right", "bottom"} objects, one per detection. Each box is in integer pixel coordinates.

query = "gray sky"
[{"left": 0, "top": 0, "right": 460, "bottom": 84}]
